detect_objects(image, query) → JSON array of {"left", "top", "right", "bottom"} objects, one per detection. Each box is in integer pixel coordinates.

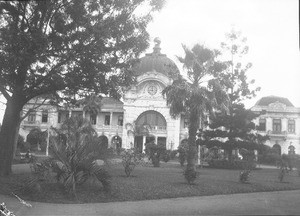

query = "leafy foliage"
[
  {"left": 219, "top": 28, "right": 260, "bottom": 102},
  {"left": 145, "top": 142, "right": 166, "bottom": 167},
  {"left": 200, "top": 29, "right": 268, "bottom": 161},
  {"left": 0, "top": 0, "right": 164, "bottom": 175},
  {"left": 121, "top": 148, "right": 143, "bottom": 177},
  {"left": 201, "top": 103, "right": 269, "bottom": 160},
  {"left": 239, "top": 170, "right": 251, "bottom": 183},
  {"left": 22, "top": 116, "right": 111, "bottom": 197}
]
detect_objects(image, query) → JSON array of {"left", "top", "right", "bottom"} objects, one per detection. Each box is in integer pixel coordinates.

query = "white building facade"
[
  {"left": 20, "top": 40, "right": 190, "bottom": 152},
  {"left": 251, "top": 96, "right": 300, "bottom": 155}
]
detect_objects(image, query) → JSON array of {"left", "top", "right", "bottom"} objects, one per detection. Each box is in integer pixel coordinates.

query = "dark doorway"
[
  {"left": 134, "top": 136, "right": 143, "bottom": 153},
  {"left": 146, "top": 136, "right": 155, "bottom": 144},
  {"left": 273, "top": 143, "right": 281, "bottom": 155},
  {"left": 157, "top": 137, "right": 167, "bottom": 148},
  {"left": 112, "top": 135, "right": 122, "bottom": 150}
]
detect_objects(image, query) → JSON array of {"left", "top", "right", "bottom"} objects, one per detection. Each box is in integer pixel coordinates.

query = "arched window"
[{"left": 136, "top": 110, "right": 166, "bottom": 129}]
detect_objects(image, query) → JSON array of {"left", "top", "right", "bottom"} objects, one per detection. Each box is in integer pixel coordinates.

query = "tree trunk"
[
  {"left": 187, "top": 110, "right": 200, "bottom": 171},
  {"left": 0, "top": 96, "right": 24, "bottom": 176}
]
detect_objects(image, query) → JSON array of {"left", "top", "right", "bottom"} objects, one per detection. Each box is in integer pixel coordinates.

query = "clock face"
[{"left": 148, "top": 85, "right": 157, "bottom": 95}]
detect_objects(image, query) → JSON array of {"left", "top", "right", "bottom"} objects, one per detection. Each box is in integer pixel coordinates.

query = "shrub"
[
  {"left": 170, "top": 150, "right": 178, "bottom": 160},
  {"left": 17, "top": 135, "right": 25, "bottom": 151},
  {"left": 208, "top": 159, "right": 256, "bottom": 170},
  {"left": 121, "top": 149, "right": 143, "bottom": 177},
  {"left": 184, "top": 165, "right": 197, "bottom": 184},
  {"left": 23, "top": 117, "right": 111, "bottom": 198},
  {"left": 239, "top": 170, "right": 251, "bottom": 183},
  {"left": 145, "top": 142, "right": 166, "bottom": 167},
  {"left": 162, "top": 150, "right": 171, "bottom": 163},
  {"left": 277, "top": 154, "right": 292, "bottom": 182}
]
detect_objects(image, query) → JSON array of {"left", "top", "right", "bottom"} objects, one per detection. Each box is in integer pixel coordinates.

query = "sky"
[
  {"left": 145, "top": 0, "right": 300, "bottom": 108},
  {"left": 0, "top": 0, "right": 299, "bottom": 123}
]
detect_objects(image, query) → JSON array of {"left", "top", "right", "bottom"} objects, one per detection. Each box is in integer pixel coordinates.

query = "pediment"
[{"left": 268, "top": 101, "right": 287, "bottom": 110}]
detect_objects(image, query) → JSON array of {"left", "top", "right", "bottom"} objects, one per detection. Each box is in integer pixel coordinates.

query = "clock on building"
[{"left": 147, "top": 85, "right": 157, "bottom": 95}]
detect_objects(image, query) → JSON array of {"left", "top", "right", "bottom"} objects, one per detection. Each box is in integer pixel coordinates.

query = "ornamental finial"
[{"left": 153, "top": 37, "right": 161, "bottom": 54}]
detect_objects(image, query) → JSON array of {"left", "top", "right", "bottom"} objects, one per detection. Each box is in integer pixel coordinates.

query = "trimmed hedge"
[{"left": 207, "top": 159, "right": 256, "bottom": 170}]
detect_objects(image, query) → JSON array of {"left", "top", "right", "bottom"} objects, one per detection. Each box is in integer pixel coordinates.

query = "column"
[
  {"left": 110, "top": 112, "right": 113, "bottom": 129},
  {"left": 142, "top": 136, "right": 146, "bottom": 152},
  {"left": 155, "top": 136, "right": 158, "bottom": 144}
]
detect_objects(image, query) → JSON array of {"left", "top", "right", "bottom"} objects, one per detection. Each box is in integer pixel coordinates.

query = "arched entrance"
[
  {"left": 273, "top": 143, "right": 281, "bottom": 155},
  {"left": 112, "top": 135, "right": 122, "bottom": 150},
  {"left": 98, "top": 135, "right": 108, "bottom": 149},
  {"left": 134, "top": 110, "right": 167, "bottom": 153}
]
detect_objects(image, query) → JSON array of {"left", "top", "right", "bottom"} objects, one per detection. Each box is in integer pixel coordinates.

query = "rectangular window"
[
  {"left": 273, "top": 119, "right": 281, "bottom": 133},
  {"left": 42, "top": 111, "right": 48, "bottom": 123},
  {"left": 118, "top": 115, "right": 123, "bottom": 126},
  {"left": 288, "top": 119, "right": 295, "bottom": 133},
  {"left": 258, "top": 119, "right": 266, "bottom": 131},
  {"left": 90, "top": 114, "right": 97, "bottom": 125},
  {"left": 104, "top": 114, "right": 110, "bottom": 125},
  {"left": 28, "top": 112, "right": 36, "bottom": 122}
]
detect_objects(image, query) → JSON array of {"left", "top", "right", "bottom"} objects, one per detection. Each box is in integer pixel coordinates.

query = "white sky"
[
  {"left": 145, "top": 0, "right": 300, "bottom": 108},
  {"left": 0, "top": 0, "right": 299, "bottom": 123}
]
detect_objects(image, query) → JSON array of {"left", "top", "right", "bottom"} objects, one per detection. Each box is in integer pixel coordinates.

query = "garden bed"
[{"left": 0, "top": 162, "right": 299, "bottom": 204}]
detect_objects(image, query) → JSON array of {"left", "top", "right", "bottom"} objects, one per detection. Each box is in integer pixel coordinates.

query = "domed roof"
[
  {"left": 255, "top": 96, "right": 294, "bottom": 107},
  {"left": 134, "top": 38, "right": 180, "bottom": 79}
]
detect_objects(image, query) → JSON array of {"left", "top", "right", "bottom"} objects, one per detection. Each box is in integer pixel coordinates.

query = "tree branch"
[
  {"left": 20, "top": 97, "right": 48, "bottom": 121},
  {"left": 0, "top": 85, "right": 11, "bottom": 100}
]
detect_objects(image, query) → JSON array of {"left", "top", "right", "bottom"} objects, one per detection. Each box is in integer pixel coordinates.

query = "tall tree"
[
  {"left": 163, "top": 44, "right": 229, "bottom": 183},
  {"left": 0, "top": 0, "right": 164, "bottom": 176},
  {"left": 201, "top": 29, "right": 267, "bottom": 161}
]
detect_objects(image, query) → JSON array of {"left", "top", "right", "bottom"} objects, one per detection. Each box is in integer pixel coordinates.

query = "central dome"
[{"left": 134, "top": 38, "right": 180, "bottom": 79}]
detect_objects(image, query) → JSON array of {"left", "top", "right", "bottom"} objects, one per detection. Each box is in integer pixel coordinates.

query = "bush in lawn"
[
  {"left": 257, "top": 145, "right": 281, "bottom": 166},
  {"left": 23, "top": 116, "right": 111, "bottom": 198},
  {"left": 145, "top": 142, "right": 166, "bottom": 167},
  {"left": 277, "top": 155, "right": 290, "bottom": 182},
  {"left": 239, "top": 148, "right": 256, "bottom": 183},
  {"left": 239, "top": 170, "right": 251, "bottom": 183},
  {"left": 121, "top": 148, "right": 143, "bottom": 177},
  {"left": 184, "top": 165, "right": 197, "bottom": 184},
  {"left": 170, "top": 150, "right": 178, "bottom": 160},
  {"left": 162, "top": 150, "right": 171, "bottom": 163},
  {"left": 17, "top": 135, "right": 25, "bottom": 152},
  {"left": 208, "top": 159, "right": 256, "bottom": 170}
]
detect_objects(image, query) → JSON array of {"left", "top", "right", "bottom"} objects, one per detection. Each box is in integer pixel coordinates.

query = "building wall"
[
  {"left": 122, "top": 72, "right": 181, "bottom": 150},
  {"left": 251, "top": 101, "right": 300, "bottom": 154}
]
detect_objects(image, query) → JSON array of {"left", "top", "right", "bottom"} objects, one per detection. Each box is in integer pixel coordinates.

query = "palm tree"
[
  {"left": 81, "top": 94, "right": 102, "bottom": 116},
  {"left": 163, "top": 44, "right": 229, "bottom": 183}
]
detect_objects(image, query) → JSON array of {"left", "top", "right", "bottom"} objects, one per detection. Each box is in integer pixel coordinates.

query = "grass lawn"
[{"left": 0, "top": 161, "right": 300, "bottom": 203}]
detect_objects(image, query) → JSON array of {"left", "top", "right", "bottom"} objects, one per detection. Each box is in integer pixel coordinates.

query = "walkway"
[{"left": 1, "top": 190, "right": 300, "bottom": 216}]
